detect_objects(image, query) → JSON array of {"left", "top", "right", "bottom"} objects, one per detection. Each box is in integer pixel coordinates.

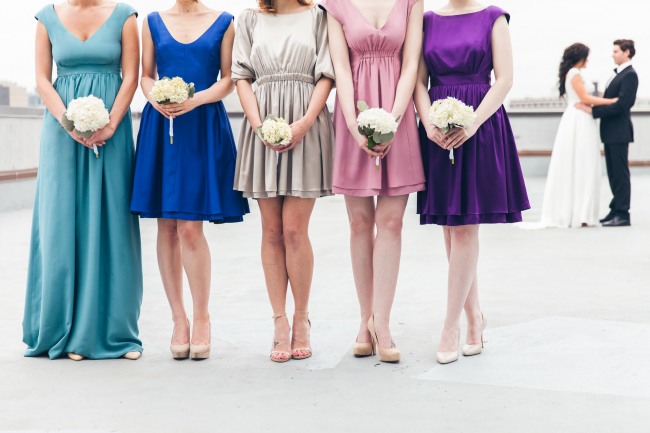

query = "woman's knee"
[
  {"left": 176, "top": 221, "right": 204, "bottom": 247},
  {"left": 348, "top": 211, "right": 375, "bottom": 234},
  {"left": 375, "top": 213, "right": 403, "bottom": 235}
]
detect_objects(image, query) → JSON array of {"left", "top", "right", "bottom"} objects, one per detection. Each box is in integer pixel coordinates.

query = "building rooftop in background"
[
  {"left": 509, "top": 97, "right": 650, "bottom": 112},
  {"left": 0, "top": 81, "right": 42, "bottom": 108}
]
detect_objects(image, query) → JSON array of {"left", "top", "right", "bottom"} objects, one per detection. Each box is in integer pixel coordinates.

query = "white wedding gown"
[{"left": 529, "top": 68, "right": 602, "bottom": 228}]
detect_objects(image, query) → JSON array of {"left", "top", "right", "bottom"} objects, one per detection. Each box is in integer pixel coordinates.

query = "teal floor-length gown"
[{"left": 23, "top": 3, "right": 143, "bottom": 359}]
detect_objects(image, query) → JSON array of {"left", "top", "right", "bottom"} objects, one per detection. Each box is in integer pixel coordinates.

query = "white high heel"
[
  {"left": 462, "top": 313, "right": 487, "bottom": 357},
  {"left": 123, "top": 351, "right": 142, "bottom": 360},
  {"left": 67, "top": 352, "right": 84, "bottom": 361}
]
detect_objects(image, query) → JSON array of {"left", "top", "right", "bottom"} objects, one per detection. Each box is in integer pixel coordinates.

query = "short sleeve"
[
  {"left": 488, "top": 6, "right": 510, "bottom": 25},
  {"left": 566, "top": 68, "right": 582, "bottom": 82},
  {"left": 116, "top": 3, "right": 138, "bottom": 26},
  {"left": 318, "top": 0, "right": 342, "bottom": 25},
  {"left": 314, "top": 9, "right": 335, "bottom": 82},
  {"left": 35, "top": 5, "right": 54, "bottom": 30},
  {"left": 231, "top": 9, "right": 257, "bottom": 83}
]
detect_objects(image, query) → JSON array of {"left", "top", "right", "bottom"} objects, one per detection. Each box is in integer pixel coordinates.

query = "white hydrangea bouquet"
[
  {"left": 356, "top": 101, "right": 400, "bottom": 170},
  {"left": 150, "top": 76, "right": 195, "bottom": 144},
  {"left": 61, "top": 95, "right": 110, "bottom": 158},
  {"left": 256, "top": 115, "right": 292, "bottom": 147},
  {"left": 429, "top": 97, "right": 477, "bottom": 165}
]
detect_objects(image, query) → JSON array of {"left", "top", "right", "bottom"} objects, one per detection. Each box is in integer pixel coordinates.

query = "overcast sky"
[{"left": 0, "top": 0, "right": 645, "bottom": 111}]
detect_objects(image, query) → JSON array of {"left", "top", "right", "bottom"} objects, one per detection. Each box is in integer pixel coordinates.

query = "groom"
[{"left": 578, "top": 39, "right": 638, "bottom": 227}]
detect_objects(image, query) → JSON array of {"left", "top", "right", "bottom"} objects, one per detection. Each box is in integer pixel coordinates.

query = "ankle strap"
[
  {"left": 294, "top": 311, "right": 309, "bottom": 317},
  {"left": 272, "top": 313, "right": 287, "bottom": 319}
]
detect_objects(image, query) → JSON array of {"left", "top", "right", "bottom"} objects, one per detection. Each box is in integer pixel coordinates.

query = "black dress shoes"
[
  {"left": 602, "top": 216, "right": 631, "bottom": 227},
  {"left": 599, "top": 213, "right": 615, "bottom": 223}
]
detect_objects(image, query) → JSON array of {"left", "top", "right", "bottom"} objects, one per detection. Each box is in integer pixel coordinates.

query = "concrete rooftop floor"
[{"left": 0, "top": 174, "right": 649, "bottom": 433}]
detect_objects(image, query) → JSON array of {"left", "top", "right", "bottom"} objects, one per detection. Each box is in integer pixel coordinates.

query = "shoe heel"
[
  {"left": 190, "top": 344, "right": 210, "bottom": 360},
  {"left": 171, "top": 344, "right": 190, "bottom": 360}
]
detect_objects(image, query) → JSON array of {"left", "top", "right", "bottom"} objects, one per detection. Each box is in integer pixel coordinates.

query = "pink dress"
[{"left": 319, "top": 0, "right": 425, "bottom": 196}]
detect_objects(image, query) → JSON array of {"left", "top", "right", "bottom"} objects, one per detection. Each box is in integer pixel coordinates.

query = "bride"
[{"left": 537, "top": 43, "right": 617, "bottom": 228}]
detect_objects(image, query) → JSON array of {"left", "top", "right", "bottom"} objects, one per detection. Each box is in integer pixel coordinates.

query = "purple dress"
[{"left": 417, "top": 7, "right": 530, "bottom": 226}]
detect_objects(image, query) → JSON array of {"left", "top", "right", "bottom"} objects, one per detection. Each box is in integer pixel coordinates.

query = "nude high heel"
[
  {"left": 170, "top": 319, "right": 190, "bottom": 360},
  {"left": 352, "top": 339, "right": 375, "bottom": 357},
  {"left": 270, "top": 313, "right": 291, "bottom": 363},
  {"left": 291, "top": 311, "right": 312, "bottom": 360},
  {"left": 462, "top": 313, "right": 487, "bottom": 357},
  {"left": 190, "top": 320, "right": 211, "bottom": 360},
  {"left": 367, "top": 315, "right": 400, "bottom": 363},
  {"left": 436, "top": 329, "right": 460, "bottom": 364}
]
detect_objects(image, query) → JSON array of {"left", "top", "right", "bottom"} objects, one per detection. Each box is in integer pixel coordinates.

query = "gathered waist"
[
  {"left": 56, "top": 65, "right": 121, "bottom": 77},
  {"left": 352, "top": 50, "right": 400, "bottom": 62},
  {"left": 257, "top": 73, "right": 314, "bottom": 86},
  {"left": 431, "top": 73, "right": 491, "bottom": 86}
]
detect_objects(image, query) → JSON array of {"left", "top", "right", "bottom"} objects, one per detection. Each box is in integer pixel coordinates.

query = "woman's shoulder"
[
  {"left": 237, "top": 8, "right": 258, "bottom": 26},
  {"left": 483, "top": 5, "right": 509, "bottom": 24},
  {"left": 35, "top": 4, "right": 54, "bottom": 24},
  {"left": 567, "top": 68, "right": 583, "bottom": 79},
  {"left": 112, "top": 2, "right": 138, "bottom": 22}
]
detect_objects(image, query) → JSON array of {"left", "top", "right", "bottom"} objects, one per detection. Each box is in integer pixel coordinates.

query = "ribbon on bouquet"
[
  {"left": 449, "top": 148, "right": 455, "bottom": 165},
  {"left": 169, "top": 116, "right": 174, "bottom": 144},
  {"left": 375, "top": 156, "right": 380, "bottom": 170}
]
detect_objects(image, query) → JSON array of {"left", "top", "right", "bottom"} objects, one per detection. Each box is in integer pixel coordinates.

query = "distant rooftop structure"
[
  {"left": 0, "top": 81, "right": 28, "bottom": 108},
  {"left": 509, "top": 97, "right": 650, "bottom": 112}
]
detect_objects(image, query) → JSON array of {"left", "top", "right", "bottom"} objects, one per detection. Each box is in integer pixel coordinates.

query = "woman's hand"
[
  {"left": 349, "top": 126, "right": 382, "bottom": 159},
  {"left": 160, "top": 93, "right": 205, "bottom": 117},
  {"left": 277, "top": 118, "right": 312, "bottom": 153},
  {"left": 86, "top": 124, "right": 116, "bottom": 147},
  {"left": 426, "top": 126, "right": 447, "bottom": 149},
  {"left": 65, "top": 129, "right": 93, "bottom": 149},
  {"left": 441, "top": 124, "right": 478, "bottom": 150},
  {"left": 607, "top": 97, "right": 619, "bottom": 105},
  {"left": 150, "top": 101, "right": 171, "bottom": 119}
]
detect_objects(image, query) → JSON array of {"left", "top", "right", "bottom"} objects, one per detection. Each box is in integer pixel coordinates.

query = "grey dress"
[{"left": 232, "top": 7, "right": 335, "bottom": 199}]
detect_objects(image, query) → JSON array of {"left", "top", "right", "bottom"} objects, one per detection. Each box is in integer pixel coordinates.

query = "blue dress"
[
  {"left": 23, "top": 3, "right": 143, "bottom": 359},
  {"left": 131, "top": 12, "right": 249, "bottom": 223}
]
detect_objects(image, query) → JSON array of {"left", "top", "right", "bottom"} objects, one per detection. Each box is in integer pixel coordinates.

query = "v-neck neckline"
[
  {"left": 51, "top": 3, "right": 120, "bottom": 44},
  {"left": 156, "top": 12, "right": 225, "bottom": 46},
  {"left": 347, "top": 0, "right": 400, "bottom": 32}
]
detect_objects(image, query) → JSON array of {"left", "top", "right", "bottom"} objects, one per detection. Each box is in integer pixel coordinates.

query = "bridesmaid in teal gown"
[{"left": 23, "top": 1, "right": 143, "bottom": 360}]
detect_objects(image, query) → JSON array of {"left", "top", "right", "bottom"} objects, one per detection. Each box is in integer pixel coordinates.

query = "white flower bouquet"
[
  {"left": 429, "top": 97, "right": 477, "bottom": 165},
  {"left": 61, "top": 95, "right": 110, "bottom": 158},
  {"left": 256, "top": 115, "right": 292, "bottom": 147},
  {"left": 356, "top": 101, "right": 400, "bottom": 170},
  {"left": 150, "top": 76, "right": 195, "bottom": 144}
]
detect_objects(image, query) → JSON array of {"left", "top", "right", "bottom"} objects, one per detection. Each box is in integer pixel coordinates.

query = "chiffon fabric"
[
  {"left": 538, "top": 68, "right": 601, "bottom": 228},
  {"left": 319, "top": 0, "right": 425, "bottom": 196},
  {"left": 231, "top": 7, "right": 335, "bottom": 199},
  {"left": 23, "top": 3, "right": 143, "bottom": 359}
]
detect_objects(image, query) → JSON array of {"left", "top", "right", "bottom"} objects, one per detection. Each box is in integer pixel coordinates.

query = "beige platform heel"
[
  {"left": 170, "top": 319, "right": 190, "bottom": 360},
  {"left": 190, "top": 320, "right": 211, "bottom": 360},
  {"left": 367, "top": 315, "right": 400, "bottom": 363}
]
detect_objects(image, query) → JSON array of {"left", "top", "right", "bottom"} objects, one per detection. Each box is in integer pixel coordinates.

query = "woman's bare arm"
[
  {"left": 571, "top": 74, "right": 616, "bottom": 106},
  {"left": 391, "top": 1, "right": 423, "bottom": 122},
  {"left": 442, "top": 15, "right": 512, "bottom": 149},
  {"left": 327, "top": 13, "right": 380, "bottom": 158}
]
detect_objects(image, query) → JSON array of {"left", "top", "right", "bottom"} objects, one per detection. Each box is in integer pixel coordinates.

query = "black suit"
[{"left": 592, "top": 65, "right": 639, "bottom": 220}]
